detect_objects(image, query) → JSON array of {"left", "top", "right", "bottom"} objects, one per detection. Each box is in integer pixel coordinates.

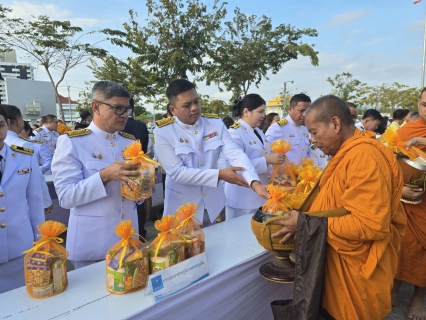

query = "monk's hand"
[
  {"left": 402, "top": 185, "right": 425, "bottom": 199},
  {"left": 251, "top": 181, "right": 270, "bottom": 199},
  {"left": 406, "top": 138, "right": 418, "bottom": 149},
  {"left": 271, "top": 210, "right": 300, "bottom": 244},
  {"left": 218, "top": 167, "right": 250, "bottom": 187},
  {"left": 99, "top": 162, "right": 140, "bottom": 187}
]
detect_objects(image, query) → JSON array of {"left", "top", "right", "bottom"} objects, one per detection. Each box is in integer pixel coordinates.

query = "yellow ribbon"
[
  {"left": 22, "top": 234, "right": 64, "bottom": 254},
  {"left": 117, "top": 227, "right": 145, "bottom": 269},
  {"left": 129, "top": 151, "right": 161, "bottom": 167},
  {"left": 153, "top": 227, "right": 182, "bottom": 263}
]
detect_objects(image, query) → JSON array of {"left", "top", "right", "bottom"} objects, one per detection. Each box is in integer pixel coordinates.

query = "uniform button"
[
  {"left": 264, "top": 151, "right": 267, "bottom": 154},
  {"left": 110, "top": 142, "right": 115, "bottom": 147},
  {"left": 121, "top": 196, "right": 125, "bottom": 201},
  {"left": 185, "top": 125, "right": 189, "bottom": 129},
  {"left": 115, "top": 160, "right": 118, "bottom": 163},
  {"left": 121, "top": 213, "right": 125, "bottom": 219},
  {"left": 113, "top": 134, "right": 116, "bottom": 139},
  {"left": 195, "top": 124, "right": 198, "bottom": 127},
  {"left": 198, "top": 146, "right": 201, "bottom": 150},
  {"left": 105, "top": 134, "right": 110, "bottom": 139},
  {"left": 0, "top": 192, "right": 3, "bottom": 197},
  {"left": 200, "top": 162, "right": 204, "bottom": 166},
  {"left": 202, "top": 192, "right": 206, "bottom": 197},
  {"left": 0, "top": 223, "right": 5, "bottom": 228},
  {"left": 193, "top": 130, "right": 198, "bottom": 134},
  {"left": 0, "top": 207, "right": 5, "bottom": 212}
]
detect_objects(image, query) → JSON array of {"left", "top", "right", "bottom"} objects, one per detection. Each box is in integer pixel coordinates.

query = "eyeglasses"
[{"left": 93, "top": 100, "right": 133, "bottom": 116}]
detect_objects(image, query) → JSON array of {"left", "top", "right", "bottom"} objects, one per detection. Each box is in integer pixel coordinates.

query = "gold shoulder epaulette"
[
  {"left": 31, "top": 140, "right": 43, "bottom": 144},
  {"left": 18, "top": 135, "right": 31, "bottom": 142},
  {"left": 66, "top": 129, "right": 91, "bottom": 138},
  {"left": 119, "top": 131, "right": 136, "bottom": 140},
  {"left": 11, "top": 144, "right": 34, "bottom": 156},
  {"left": 278, "top": 119, "right": 288, "bottom": 127},
  {"left": 156, "top": 117, "right": 175, "bottom": 128},
  {"left": 35, "top": 127, "right": 42, "bottom": 132},
  {"left": 202, "top": 113, "right": 219, "bottom": 119},
  {"left": 310, "top": 143, "right": 317, "bottom": 150},
  {"left": 229, "top": 123, "right": 241, "bottom": 129}
]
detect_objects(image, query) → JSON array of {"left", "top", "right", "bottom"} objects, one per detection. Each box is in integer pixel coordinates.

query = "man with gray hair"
[{"left": 52, "top": 80, "right": 141, "bottom": 269}]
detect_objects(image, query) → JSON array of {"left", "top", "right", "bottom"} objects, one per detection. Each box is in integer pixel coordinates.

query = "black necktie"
[
  {"left": 0, "top": 155, "right": 3, "bottom": 182},
  {"left": 253, "top": 129, "right": 264, "bottom": 145}
]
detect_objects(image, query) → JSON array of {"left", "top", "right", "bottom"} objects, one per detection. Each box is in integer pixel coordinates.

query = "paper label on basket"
[{"left": 145, "top": 252, "right": 210, "bottom": 303}]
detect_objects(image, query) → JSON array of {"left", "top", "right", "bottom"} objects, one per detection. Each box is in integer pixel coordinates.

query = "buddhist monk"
[
  {"left": 391, "top": 88, "right": 426, "bottom": 320},
  {"left": 272, "top": 95, "right": 406, "bottom": 319}
]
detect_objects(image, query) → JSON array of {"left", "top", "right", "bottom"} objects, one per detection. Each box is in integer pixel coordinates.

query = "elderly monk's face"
[
  {"left": 170, "top": 88, "right": 201, "bottom": 125},
  {"left": 288, "top": 101, "right": 310, "bottom": 126},
  {"left": 418, "top": 91, "right": 426, "bottom": 123},
  {"left": 306, "top": 110, "right": 341, "bottom": 156}
]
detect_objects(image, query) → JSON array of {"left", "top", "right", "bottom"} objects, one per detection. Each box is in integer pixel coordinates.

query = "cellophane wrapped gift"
[
  {"left": 269, "top": 139, "right": 292, "bottom": 184},
  {"left": 279, "top": 162, "right": 302, "bottom": 189},
  {"left": 23, "top": 221, "right": 68, "bottom": 299},
  {"left": 379, "top": 127, "right": 426, "bottom": 161},
  {"left": 294, "top": 164, "right": 322, "bottom": 195},
  {"left": 174, "top": 203, "right": 205, "bottom": 259},
  {"left": 149, "top": 216, "right": 185, "bottom": 274},
  {"left": 121, "top": 140, "right": 159, "bottom": 201},
  {"left": 105, "top": 220, "right": 149, "bottom": 294},
  {"left": 261, "top": 185, "right": 293, "bottom": 215}
]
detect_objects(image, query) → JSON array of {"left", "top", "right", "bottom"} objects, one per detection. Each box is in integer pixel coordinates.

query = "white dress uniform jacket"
[
  {"left": 30, "top": 140, "right": 52, "bottom": 174},
  {"left": 32, "top": 125, "right": 60, "bottom": 156},
  {"left": 0, "top": 143, "right": 45, "bottom": 263},
  {"left": 355, "top": 122, "right": 365, "bottom": 130},
  {"left": 5, "top": 131, "right": 52, "bottom": 208},
  {"left": 225, "top": 119, "right": 270, "bottom": 210},
  {"left": 265, "top": 115, "right": 311, "bottom": 164},
  {"left": 52, "top": 122, "right": 138, "bottom": 262},
  {"left": 153, "top": 115, "right": 260, "bottom": 223}
]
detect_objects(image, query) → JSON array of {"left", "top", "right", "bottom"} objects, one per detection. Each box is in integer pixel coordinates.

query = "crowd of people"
[{"left": 0, "top": 78, "right": 426, "bottom": 319}]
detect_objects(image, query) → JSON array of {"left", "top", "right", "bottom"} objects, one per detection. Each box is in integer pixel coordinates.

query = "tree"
[
  {"left": 204, "top": 7, "right": 319, "bottom": 100},
  {"left": 100, "top": 0, "right": 227, "bottom": 95},
  {"left": 76, "top": 81, "right": 93, "bottom": 114},
  {"left": 0, "top": 9, "right": 107, "bottom": 122},
  {"left": 359, "top": 83, "right": 420, "bottom": 114},
  {"left": 326, "top": 72, "right": 367, "bottom": 104}
]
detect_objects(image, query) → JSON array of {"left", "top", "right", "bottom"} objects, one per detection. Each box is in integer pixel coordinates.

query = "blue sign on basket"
[{"left": 151, "top": 275, "right": 164, "bottom": 292}]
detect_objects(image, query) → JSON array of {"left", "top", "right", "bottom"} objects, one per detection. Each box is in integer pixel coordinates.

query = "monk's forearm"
[{"left": 328, "top": 214, "right": 390, "bottom": 241}]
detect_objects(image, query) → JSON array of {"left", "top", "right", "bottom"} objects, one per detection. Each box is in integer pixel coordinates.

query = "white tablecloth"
[{"left": 0, "top": 215, "right": 293, "bottom": 319}]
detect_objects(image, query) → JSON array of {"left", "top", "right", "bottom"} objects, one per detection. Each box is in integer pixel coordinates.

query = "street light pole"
[{"left": 282, "top": 81, "right": 294, "bottom": 117}]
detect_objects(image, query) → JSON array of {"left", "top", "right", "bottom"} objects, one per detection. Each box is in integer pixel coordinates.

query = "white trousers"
[
  {"left": 0, "top": 255, "right": 25, "bottom": 293},
  {"left": 225, "top": 207, "right": 257, "bottom": 220}
]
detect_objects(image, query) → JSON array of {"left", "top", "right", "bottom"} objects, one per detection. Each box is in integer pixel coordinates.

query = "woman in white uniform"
[{"left": 225, "top": 94, "right": 285, "bottom": 220}]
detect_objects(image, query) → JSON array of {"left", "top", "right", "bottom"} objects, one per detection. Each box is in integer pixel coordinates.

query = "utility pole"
[
  {"left": 66, "top": 81, "right": 72, "bottom": 125},
  {"left": 283, "top": 81, "right": 294, "bottom": 117}
]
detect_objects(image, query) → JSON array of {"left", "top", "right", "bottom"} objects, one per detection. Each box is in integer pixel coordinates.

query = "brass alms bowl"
[{"left": 251, "top": 209, "right": 295, "bottom": 283}]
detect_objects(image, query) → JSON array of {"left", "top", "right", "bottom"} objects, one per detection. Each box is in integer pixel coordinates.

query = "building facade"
[{"left": 56, "top": 95, "right": 79, "bottom": 126}]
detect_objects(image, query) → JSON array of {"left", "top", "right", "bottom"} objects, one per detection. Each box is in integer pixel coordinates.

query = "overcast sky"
[{"left": 3, "top": 0, "right": 426, "bottom": 110}]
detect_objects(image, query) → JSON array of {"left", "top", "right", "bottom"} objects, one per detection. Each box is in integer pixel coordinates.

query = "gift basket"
[
  {"left": 105, "top": 220, "right": 149, "bottom": 294},
  {"left": 269, "top": 139, "right": 294, "bottom": 187},
  {"left": 23, "top": 221, "right": 68, "bottom": 299},
  {"left": 149, "top": 216, "right": 185, "bottom": 274},
  {"left": 174, "top": 203, "right": 205, "bottom": 259},
  {"left": 121, "top": 140, "right": 159, "bottom": 201}
]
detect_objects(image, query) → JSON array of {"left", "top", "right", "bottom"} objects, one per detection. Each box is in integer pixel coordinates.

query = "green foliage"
[
  {"left": 326, "top": 72, "right": 366, "bottom": 103},
  {"left": 99, "top": 0, "right": 227, "bottom": 97},
  {"left": 76, "top": 81, "right": 94, "bottom": 114},
  {"left": 135, "top": 113, "right": 150, "bottom": 124},
  {"left": 205, "top": 7, "right": 319, "bottom": 100},
  {"left": 0, "top": 8, "right": 107, "bottom": 122}
]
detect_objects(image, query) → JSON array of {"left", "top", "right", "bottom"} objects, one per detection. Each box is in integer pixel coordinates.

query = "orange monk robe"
[
  {"left": 395, "top": 118, "right": 426, "bottom": 287},
  {"left": 309, "top": 129, "right": 406, "bottom": 319},
  {"left": 57, "top": 122, "right": 71, "bottom": 135}
]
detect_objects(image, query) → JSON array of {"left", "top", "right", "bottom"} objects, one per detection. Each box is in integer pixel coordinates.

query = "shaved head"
[{"left": 305, "top": 95, "right": 354, "bottom": 127}]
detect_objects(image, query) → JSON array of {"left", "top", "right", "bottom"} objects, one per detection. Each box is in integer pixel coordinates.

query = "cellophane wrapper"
[
  {"left": 24, "top": 221, "right": 68, "bottom": 299},
  {"left": 121, "top": 140, "right": 156, "bottom": 201},
  {"left": 105, "top": 220, "right": 149, "bottom": 294},
  {"left": 261, "top": 185, "right": 293, "bottom": 215},
  {"left": 269, "top": 139, "right": 292, "bottom": 184},
  {"left": 174, "top": 203, "right": 205, "bottom": 259},
  {"left": 149, "top": 216, "right": 185, "bottom": 274}
]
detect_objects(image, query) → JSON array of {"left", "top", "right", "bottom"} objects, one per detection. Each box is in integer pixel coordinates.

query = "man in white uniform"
[
  {"left": 52, "top": 81, "right": 141, "bottom": 269},
  {"left": 32, "top": 114, "right": 60, "bottom": 156},
  {"left": 154, "top": 79, "right": 269, "bottom": 226},
  {"left": 265, "top": 94, "right": 311, "bottom": 164},
  {"left": 0, "top": 106, "right": 44, "bottom": 293},
  {"left": 355, "top": 109, "right": 382, "bottom": 132}
]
